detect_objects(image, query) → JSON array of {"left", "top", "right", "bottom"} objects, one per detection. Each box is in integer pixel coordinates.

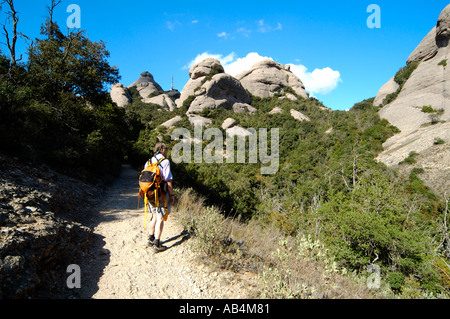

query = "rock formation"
[
  {"left": 290, "top": 109, "right": 311, "bottom": 122},
  {"left": 236, "top": 59, "right": 309, "bottom": 99},
  {"left": 176, "top": 58, "right": 224, "bottom": 108},
  {"left": 144, "top": 93, "right": 177, "bottom": 111},
  {"left": 176, "top": 59, "right": 254, "bottom": 114},
  {"left": 128, "top": 71, "right": 163, "bottom": 100},
  {"left": 110, "top": 71, "right": 181, "bottom": 110},
  {"left": 375, "top": 4, "right": 450, "bottom": 196},
  {"left": 110, "top": 83, "right": 132, "bottom": 107}
]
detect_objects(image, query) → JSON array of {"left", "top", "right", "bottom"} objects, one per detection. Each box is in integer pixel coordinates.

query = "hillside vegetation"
[
  {"left": 1, "top": 4, "right": 449, "bottom": 298},
  {"left": 125, "top": 90, "right": 450, "bottom": 297}
]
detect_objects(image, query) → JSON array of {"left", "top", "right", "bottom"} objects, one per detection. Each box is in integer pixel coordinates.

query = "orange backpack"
[{"left": 138, "top": 157, "right": 169, "bottom": 228}]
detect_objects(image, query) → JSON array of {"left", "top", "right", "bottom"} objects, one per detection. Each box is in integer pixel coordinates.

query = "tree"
[
  {"left": 0, "top": 0, "right": 32, "bottom": 78},
  {"left": 27, "top": 19, "right": 120, "bottom": 106}
]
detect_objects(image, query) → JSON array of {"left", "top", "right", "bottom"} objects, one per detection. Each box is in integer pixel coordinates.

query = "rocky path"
[{"left": 74, "top": 165, "right": 256, "bottom": 299}]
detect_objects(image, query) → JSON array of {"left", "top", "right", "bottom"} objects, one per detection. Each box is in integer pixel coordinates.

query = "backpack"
[{"left": 138, "top": 156, "right": 169, "bottom": 228}]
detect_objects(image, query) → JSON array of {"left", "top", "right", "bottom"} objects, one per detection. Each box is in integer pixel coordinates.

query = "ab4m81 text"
[{"left": 179, "top": 303, "right": 269, "bottom": 316}]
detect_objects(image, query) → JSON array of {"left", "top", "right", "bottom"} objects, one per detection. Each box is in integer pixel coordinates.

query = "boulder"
[
  {"left": 187, "top": 73, "right": 252, "bottom": 114},
  {"left": 236, "top": 59, "right": 308, "bottom": 99},
  {"left": 177, "top": 59, "right": 223, "bottom": 108},
  {"left": 269, "top": 107, "right": 283, "bottom": 114},
  {"left": 110, "top": 83, "right": 132, "bottom": 107},
  {"left": 128, "top": 71, "right": 163, "bottom": 100},
  {"left": 189, "top": 58, "right": 224, "bottom": 80},
  {"left": 160, "top": 116, "right": 183, "bottom": 129},
  {"left": 187, "top": 114, "right": 212, "bottom": 127},
  {"left": 144, "top": 93, "right": 177, "bottom": 111},
  {"left": 222, "top": 118, "right": 237, "bottom": 130},
  {"left": 226, "top": 126, "right": 254, "bottom": 138},
  {"left": 290, "top": 109, "right": 310, "bottom": 122}
]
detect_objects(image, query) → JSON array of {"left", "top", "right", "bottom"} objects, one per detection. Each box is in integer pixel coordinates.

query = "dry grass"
[{"left": 172, "top": 188, "right": 379, "bottom": 299}]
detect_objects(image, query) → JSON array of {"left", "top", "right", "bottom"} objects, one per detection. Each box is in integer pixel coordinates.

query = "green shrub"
[
  {"left": 394, "top": 61, "right": 420, "bottom": 86},
  {"left": 388, "top": 272, "right": 405, "bottom": 292},
  {"left": 438, "top": 59, "right": 447, "bottom": 67},
  {"left": 422, "top": 105, "right": 436, "bottom": 113}
]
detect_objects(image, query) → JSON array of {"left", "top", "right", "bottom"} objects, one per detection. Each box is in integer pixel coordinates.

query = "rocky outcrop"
[
  {"left": 110, "top": 72, "right": 181, "bottom": 110},
  {"left": 128, "top": 71, "right": 163, "bottom": 100},
  {"left": 187, "top": 114, "right": 212, "bottom": 127},
  {"left": 0, "top": 155, "right": 99, "bottom": 298},
  {"left": 188, "top": 73, "right": 252, "bottom": 114},
  {"left": 290, "top": 109, "right": 311, "bottom": 122},
  {"left": 373, "top": 77, "right": 399, "bottom": 107},
  {"left": 110, "top": 83, "right": 132, "bottom": 107},
  {"left": 406, "top": 27, "right": 438, "bottom": 64},
  {"left": 176, "top": 59, "right": 224, "bottom": 108},
  {"left": 177, "top": 59, "right": 253, "bottom": 115},
  {"left": 375, "top": 4, "right": 450, "bottom": 196},
  {"left": 144, "top": 93, "right": 177, "bottom": 111},
  {"left": 236, "top": 59, "right": 309, "bottom": 99},
  {"left": 189, "top": 58, "right": 224, "bottom": 80},
  {"left": 160, "top": 115, "right": 183, "bottom": 129}
]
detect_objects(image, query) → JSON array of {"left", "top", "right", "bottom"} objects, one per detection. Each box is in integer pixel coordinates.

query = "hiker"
[{"left": 145, "top": 142, "right": 175, "bottom": 252}]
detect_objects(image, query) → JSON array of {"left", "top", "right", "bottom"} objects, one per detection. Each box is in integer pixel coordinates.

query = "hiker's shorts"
[
  {"left": 148, "top": 193, "right": 171, "bottom": 219},
  {"left": 149, "top": 205, "right": 168, "bottom": 219}
]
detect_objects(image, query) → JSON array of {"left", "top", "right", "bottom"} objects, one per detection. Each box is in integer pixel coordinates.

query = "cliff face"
[{"left": 375, "top": 4, "right": 450, "bottom": 196}]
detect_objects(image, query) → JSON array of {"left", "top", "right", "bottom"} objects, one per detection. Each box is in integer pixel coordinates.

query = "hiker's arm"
[{"left": 167, "top": 180, "right": 175, "bottom": 204}]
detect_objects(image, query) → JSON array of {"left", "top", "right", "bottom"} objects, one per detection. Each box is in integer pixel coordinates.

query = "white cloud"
[
  {"left": 166, "top": 20, "right": 180, "bottom": 31},
  {"left": 184, "top": 52, "right": 237, "bottom": 70},
  {"left": 192, "top": 20, "right": 198, "bottom": 24},
  {"left": 184, "top": 52, "right": 342, "bottom": 95},
  {"left": 184, "top": 52, "right": 271, "bottom": 75},
  {"left": 217, "top": 31, "right": 231, "bottom": 39},
  {"left": 256, "top": 20, "right": 282, "bottom": 33},
  {"left": 287, "top": 64, "right": 342, "bottom": 95},
  {"left": 236, "top": 27, "right": 251, "bottom": 37},
  {"left": 223, "top": 52, "right": 273, "bottom": 76}
]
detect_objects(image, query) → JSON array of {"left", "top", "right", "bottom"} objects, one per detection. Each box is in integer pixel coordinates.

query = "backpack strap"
[{"left": 150, "top": 156, "right": 168, "bottom": 167}]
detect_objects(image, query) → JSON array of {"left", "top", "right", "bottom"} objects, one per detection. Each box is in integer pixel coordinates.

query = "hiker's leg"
[
  {"left": 154, "top": 210, "right": 164, "bottom": 240},
  {"left": 149, "top": 204, "right": 157, "bottom": 230},
  {"left": 147, "top": 205, "right": 158, "bottom": 245}
]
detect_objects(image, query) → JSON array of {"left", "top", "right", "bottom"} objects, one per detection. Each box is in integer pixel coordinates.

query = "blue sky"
[{"left": 2, "top": 0, "right": 449, "bottom": 110}]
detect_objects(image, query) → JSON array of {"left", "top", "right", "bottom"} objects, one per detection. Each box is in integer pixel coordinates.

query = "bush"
[
  {"left": 388, "top": 272, "right": 405, "bottom": 292},
  {"left": 422, "top": 105, "right": 436, "bottom": 113}
]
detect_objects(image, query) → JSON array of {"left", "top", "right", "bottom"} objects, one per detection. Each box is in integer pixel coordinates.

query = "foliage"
[
  {"left": 438, "top": 59, "right": 448, "bottom": 67},
  {"left": 0, "top": 13, "right": 138, "bottom": 182},
  {"left": 422, "top": 105, "right": 437, "bottom": 113},
  {"left": 380, "top": 61, "right": 420, "bottom": 106}
]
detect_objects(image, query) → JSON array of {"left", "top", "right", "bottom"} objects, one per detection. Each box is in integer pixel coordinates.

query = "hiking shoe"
[
  {"left": 146, "top": 236, "right": 156, "bottom": 247},
  {"left": 153, "top": 244, "right": 167, "bottom": 253}
]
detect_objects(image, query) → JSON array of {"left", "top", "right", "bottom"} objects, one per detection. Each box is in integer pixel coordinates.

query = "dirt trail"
[{"left": 75, "top": 165, "right": 256, "bottom": 299}]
